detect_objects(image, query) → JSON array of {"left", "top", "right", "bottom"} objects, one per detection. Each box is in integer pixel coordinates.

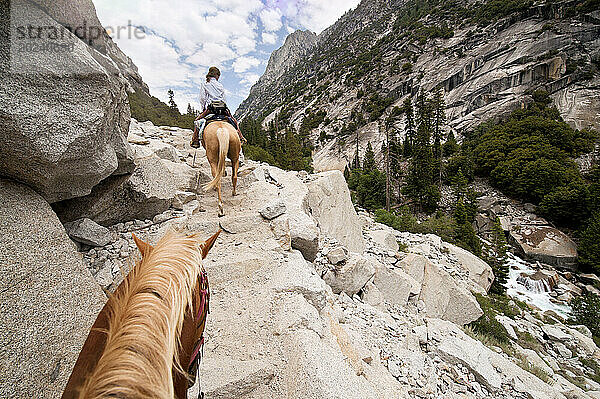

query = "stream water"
[{"left": 505, "top": 252, "right": 571, "bottom": 318}]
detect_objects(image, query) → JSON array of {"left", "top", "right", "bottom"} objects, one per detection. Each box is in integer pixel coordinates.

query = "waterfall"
[
  {"left": 505, "top": 253, "right": 571, "bottom": 318},
  {"left": 516, "top": 274, "right": 552, "bottom": 293}
]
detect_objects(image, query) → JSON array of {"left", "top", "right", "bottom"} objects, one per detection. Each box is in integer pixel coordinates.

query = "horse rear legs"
[{"left": 231, "top": 157, "right": 239, "bottom": 197}]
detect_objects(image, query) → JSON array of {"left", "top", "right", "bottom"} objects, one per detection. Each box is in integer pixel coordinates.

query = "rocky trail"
[
  {"left": 46, "top": 120, "right": 599, "bottom": 399},
  {"left": 2, "top": 1, "right": 599, "bottom": 398}
]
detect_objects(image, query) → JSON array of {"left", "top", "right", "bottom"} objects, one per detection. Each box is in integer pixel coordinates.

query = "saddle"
[{"left": 206, "top": 101, "right": 238, "bottom": 129}]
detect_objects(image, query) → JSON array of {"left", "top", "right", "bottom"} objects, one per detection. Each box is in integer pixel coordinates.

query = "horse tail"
[{"left": 204, "top": 127, "right": 229, "bottom": 192}]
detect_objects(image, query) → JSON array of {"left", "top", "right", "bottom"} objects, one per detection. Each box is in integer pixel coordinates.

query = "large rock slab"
[
  {"left": 272, "top": 251, "right": 331, "bottom": 311},
  {"left": 427, "top": 318, "right": 566, "bottom": 399},
  {"left": 0, "top": 0, "right": 134, "bottom": 203},
  {"left": 199, "top": 357, "right": 275, "bottom": 399},
  {"left": 291, "top": 219, "right": 320, "bottom": 262},
  {"left": 367, "top": 229, "right": 399, "bottom": 252},
  {"left": 161, "top": 159, "right": 211, "bottom": 193},
  {"left": 509, "top": 226, "right": 577, "bottom": 268},
  {"left": 264, "top": 167, "right": 320, "bottom": 261},
  {"left": 53, "top": 157, "right": 176, "bottom": 226},
  {"left": 372, "top": 262, "right": 420, "bottom": 306},
  {"left": 0, "top": 179, "right": 105, "bottom": 398},
  {"left": 63, "top": 218, "right": 112, "bottom": 246},
  {"left": 259, "top": 200, "right": 287, "bottom": 220},
  {"left": 400, "top": 254, "right": 482, "bottom": 325},
  {"left": 29, "top": 0, "right": 148, "bottom": 92},
  {"left": 323, "top": 253, "right": 376, "bottom": 296},
  {"left": 284, "top": 329, "right": 378, "bottom": 399},
  {"left": 307, "top": 171, "right": 365, "bottom": 253},
  {"left": 444, "top": 243, "right": 494, "bottom": 292}
]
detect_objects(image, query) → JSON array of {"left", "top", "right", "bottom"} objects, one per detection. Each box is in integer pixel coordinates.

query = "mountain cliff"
[
  {"left": 259, "top": 30, "right": 318, "bottom": 86},
  {"left": 236, "top": 0, "right": 600, "bottom": 172}
]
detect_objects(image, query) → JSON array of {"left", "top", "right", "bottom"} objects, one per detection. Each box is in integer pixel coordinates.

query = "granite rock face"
[
  {"left": 398, "top": 254, "right": 483, "bottom": 326},
  {"left": 0, "top": 179, "right": 105, "bottom": 398},
  {"left": 307, "top": 171, "right": 366, "bottom": 253},
  {"left": 64, "top": 218, "right": 113, "bottom": 246},
  {"left": 0, "top": 0, "right": 135, "bottom": 203},
  {"left": 53, "top": 156, "right": 177, "bottom": 226},
  {"left": 509, "top": 225, "right": 578, "bottom": 268},
  {"left": 237, "top": 1, "right": 599, "bottom": 172},
  {"left": 323, "top": 253, "right": 376, "bottom": 296}
]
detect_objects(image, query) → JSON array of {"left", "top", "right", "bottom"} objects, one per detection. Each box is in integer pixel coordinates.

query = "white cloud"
[
  {"left": 188, "top": 43, "right": 236, "bottom": 67},
  {"left": 240, "top": 72, "right": 260, "bottom": 88},
  {"left": 261, "top": 32, "right": 277, "bottom": 45},
  {"left": 233, "top": 56, "right": 260, "bottom": 73},
  {"left": 93, "top": 0, "right": 359, "bottom": 111},
  {"left": 231, "top": 36, "right": 256, "bottom": 55},
  {"left": 280, "top": 0, "right": 360, "bottom": 33},
  {"left": 260, "top": 8, "right": 283, "bottom": 32},
  {"left": 113, "top": 34, "right": 193, "bottom": 88},
  {"left": 169, "top": 90, "right": 202, "bottom": 114}
]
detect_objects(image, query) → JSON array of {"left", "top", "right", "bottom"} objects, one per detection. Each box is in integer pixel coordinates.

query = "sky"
[{"left": 92, "top": 0, "right": 360, "bottom": 113}]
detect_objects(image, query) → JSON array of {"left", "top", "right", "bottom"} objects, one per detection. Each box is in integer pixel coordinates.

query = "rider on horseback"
[{"left": 191, "top": 67, "right": 246, "bottom": 148}]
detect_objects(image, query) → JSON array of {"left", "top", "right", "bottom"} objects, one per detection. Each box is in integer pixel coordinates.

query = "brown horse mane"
[{"left": 78, "top": 231, "right": 205, "bottom": 399}]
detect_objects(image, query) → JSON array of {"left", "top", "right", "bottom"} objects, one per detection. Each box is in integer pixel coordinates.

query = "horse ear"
[
  {"left": 132, "top": 233, "right": 154, "bottom": 257},
  {"left": 201, "top": 230, "right": 221, "bottom": 259}
]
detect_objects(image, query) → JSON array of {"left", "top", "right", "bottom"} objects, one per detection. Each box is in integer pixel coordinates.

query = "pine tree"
[
  {"left": 579, "top": 212, "right": 600, "bottom": 273},
  {"left": 187, "top": 103, "right": 194, "bottom": 115},
  {"left": 403, "top": 91, "right": 439, "bottom": 213},
  {"left": 167, "top": 89, "right": 178, "bottom": 112},
  {"left": 431, "top": 87, "right": 445, "bottom": 160},
  {"left": 352, "top": 149, "right": 361, "bottom": 170},
  {"left": 453, "top": 198, "right": 482, "bottom": 256},
  {"left": 385, "top": 116, "right": 403, "bottom": 204},
  {"left": 443, "top": 131, "right": 459, "bottom": 156},
  {"left": 267, "top": 120, "right": 277, "bottom": 152},
  {"left": 453, "top": 168, "right": 468, "bottom": 203},
  {"left": 284, "top": 128, "right": 304, "bottom": 171},
  {"left": 298, "top": 116, "right": 311, "bottom": 147},
  {"left": 488, "top": 217, "right": 509, "bottom": 294},
  {"left": 431, "top": 87, "right": 446, "bottom": 185},
  {"left": 344, "top": 165, "right": 351, "bottom": 181},
  {"left": 363, "top": 142, "right": 376, "bottom": 172},
  {"left": 403, "top": 97, "right": 415, "bottom": 157}
]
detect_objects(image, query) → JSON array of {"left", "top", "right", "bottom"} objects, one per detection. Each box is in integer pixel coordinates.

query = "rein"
[{"left": 187, "top": 268, "right": 210, "bottom": 388}]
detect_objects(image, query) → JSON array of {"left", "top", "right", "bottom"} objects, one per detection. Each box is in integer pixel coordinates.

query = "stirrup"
[{"left": 191, "top": 140, "right": 200, "bottom": 149}]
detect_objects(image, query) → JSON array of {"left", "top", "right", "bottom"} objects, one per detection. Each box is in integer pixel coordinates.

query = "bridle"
[{"left": 186, "top": 268, "right": 210, "bottom": 397}]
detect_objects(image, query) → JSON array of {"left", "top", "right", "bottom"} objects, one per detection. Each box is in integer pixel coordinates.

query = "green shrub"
[
  {"left": 242, "top": 144, "right": 276, "bottom": 165},
  {"left": 538, "top": 181, "right": 591, "bottom": 228},
  {"left": 468, "top": 293, "right": 511, "bottom": 344},
  {"left": 579, "top": 213, "right": 600, "bottom": 274},
  {"left": 571, "top": 293, "right": 600, "bottom": 338},
  {"left": 349, "top": 169, "right": 387, "bottom": 210},
  {"left": 375, "top": 208, "right": 419, "bottom": 232},
  {"left": 467, "top": 93, "right": 598, "bottom": 227}
]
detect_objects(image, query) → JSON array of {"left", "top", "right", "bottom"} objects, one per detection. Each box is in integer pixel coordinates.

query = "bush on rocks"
[
  {"left": 467, "top": 293, "right": 520, "bottom": 344},
  {"left": 571, "top": 292, "right": 600, "bottom": 342},
  {"left": 578, "top": 212, "right": 600, "bottom": 274}
]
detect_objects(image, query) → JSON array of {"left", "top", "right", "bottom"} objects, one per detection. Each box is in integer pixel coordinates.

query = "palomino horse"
[
  {"left": 203, "top": 121, "right": 241, "bottom": 216},
  {"left": 62, "top": 229, "right": 221, "bottom": 399}
]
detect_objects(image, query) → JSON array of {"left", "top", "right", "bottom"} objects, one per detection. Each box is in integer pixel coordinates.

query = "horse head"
[{"left": 63, "top": 229, "right": 221, "bottom": 399}]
